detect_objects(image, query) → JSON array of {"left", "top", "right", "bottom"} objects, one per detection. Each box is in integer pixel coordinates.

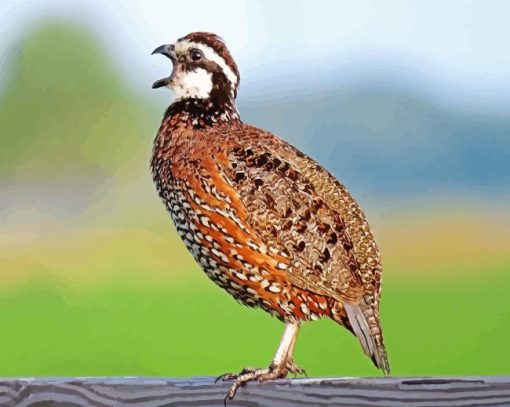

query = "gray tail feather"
[{"left": 344, "top": 302, "right": 390, "bottom": 375}]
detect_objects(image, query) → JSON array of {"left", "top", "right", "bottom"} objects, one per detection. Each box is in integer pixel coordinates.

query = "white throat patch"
[{"left": 170, "top": 68, "right": 213, "bottom": 101}]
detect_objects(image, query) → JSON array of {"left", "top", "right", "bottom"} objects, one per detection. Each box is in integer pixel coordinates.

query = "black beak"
[
  {"left": 151, "top": 44, "right": 176, "bottom": 60},
  {"left": 151, "top": 44, "right": 177, "bottom": 89}
]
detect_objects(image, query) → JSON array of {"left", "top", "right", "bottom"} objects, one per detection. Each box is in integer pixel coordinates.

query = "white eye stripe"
[{"left": 176, "top": 40, "right": 238, "bottom": 88}]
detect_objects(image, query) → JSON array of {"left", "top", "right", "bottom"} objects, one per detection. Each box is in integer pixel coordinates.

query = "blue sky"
[{"left": 1, "top": 0, "right": 510, "bottom": 112}]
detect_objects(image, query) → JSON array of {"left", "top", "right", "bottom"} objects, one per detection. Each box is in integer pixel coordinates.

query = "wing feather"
[{"left": 217, "top": 128, "right": 379, "bottom": 303}]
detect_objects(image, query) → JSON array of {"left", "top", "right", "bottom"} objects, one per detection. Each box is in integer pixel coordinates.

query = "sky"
[{"left": 1, "top": 0, "right": 510, "bottom": 112}]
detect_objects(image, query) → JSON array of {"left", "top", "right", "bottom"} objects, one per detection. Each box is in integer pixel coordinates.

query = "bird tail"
[{"left": 344, "top": 302, "right": 390, "bottom": 375}]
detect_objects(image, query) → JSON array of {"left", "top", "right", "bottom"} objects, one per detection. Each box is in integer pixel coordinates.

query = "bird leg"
[
  {"left": 284, "top": 327, "right": 307, "bottom": 377},
  {"left": 218, "top": 322, "right": 304, "bottom": 402}
]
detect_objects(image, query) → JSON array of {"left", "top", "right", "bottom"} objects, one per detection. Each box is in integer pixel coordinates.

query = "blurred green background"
[{"left": 1, "top": 1, "right": 509, "bottom": 378}]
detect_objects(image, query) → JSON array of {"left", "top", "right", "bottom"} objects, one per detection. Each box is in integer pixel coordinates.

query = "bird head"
[{"left": 152, "top": 32, "right": 240, "bottom": 106}]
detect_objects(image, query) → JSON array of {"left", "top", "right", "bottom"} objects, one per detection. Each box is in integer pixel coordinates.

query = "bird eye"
[{"left": 190, "top": 49, "right": 203, "bottom": 61}]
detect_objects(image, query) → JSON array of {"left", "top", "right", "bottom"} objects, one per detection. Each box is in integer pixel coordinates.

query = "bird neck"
[{"left": 164, "top": 97, "right": 240, "bottom": 128}]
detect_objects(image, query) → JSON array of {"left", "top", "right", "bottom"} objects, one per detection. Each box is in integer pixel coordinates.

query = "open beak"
[{"left": 151, "top": 44, "right": 177, "bottom": 89}]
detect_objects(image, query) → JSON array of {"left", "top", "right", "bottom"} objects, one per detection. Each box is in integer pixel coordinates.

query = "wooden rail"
[{"left": 0, "top": 377, "right": 509, "bottom": 407}]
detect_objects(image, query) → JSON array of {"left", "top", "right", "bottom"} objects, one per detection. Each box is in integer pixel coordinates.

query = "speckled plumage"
[{"left": 151, "top": 32, "right": 389, "bottom": 400}]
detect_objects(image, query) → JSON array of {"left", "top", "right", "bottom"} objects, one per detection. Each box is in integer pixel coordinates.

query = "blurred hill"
[
  {"left": 242, "top": 86, "right": 510, "bottom": 196},
  {"left": 0, "top": 22, "right": 154, "bottom": 182}
]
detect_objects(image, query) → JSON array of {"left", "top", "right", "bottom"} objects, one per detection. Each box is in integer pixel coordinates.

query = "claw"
[
  {"left": 218, "top": 360, "right": 308, "bottom": 400},
  {"left": 215, "top": 373, "right": 235, "bottom": 383},
  {"left": 285, "top": 359, "right": 307, "bottom": 377},
  {"left": 221, "top": 364, "right": 288, "bottom": 400},
  {"left": 215, "top": 367, "right": 257, "bottom": 383}
]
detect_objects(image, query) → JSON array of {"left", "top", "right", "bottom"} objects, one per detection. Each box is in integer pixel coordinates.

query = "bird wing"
[{"left": 212, "top": 125, "right": 383, "bottom": 304}]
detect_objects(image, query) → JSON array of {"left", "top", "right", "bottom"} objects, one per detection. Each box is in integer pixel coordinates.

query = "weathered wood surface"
[{"left": 0, "top": 377, "right": 509, "bottom": 407}]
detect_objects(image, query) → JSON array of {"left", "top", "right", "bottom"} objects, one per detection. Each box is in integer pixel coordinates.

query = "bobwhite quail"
[{"left": 151, "top": 32, "right": 390, "bottom": 401}]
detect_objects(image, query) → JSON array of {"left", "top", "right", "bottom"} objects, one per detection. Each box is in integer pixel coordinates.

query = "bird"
[{"left": 150, "top": 32, "right": 390, "bottom": 401}]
